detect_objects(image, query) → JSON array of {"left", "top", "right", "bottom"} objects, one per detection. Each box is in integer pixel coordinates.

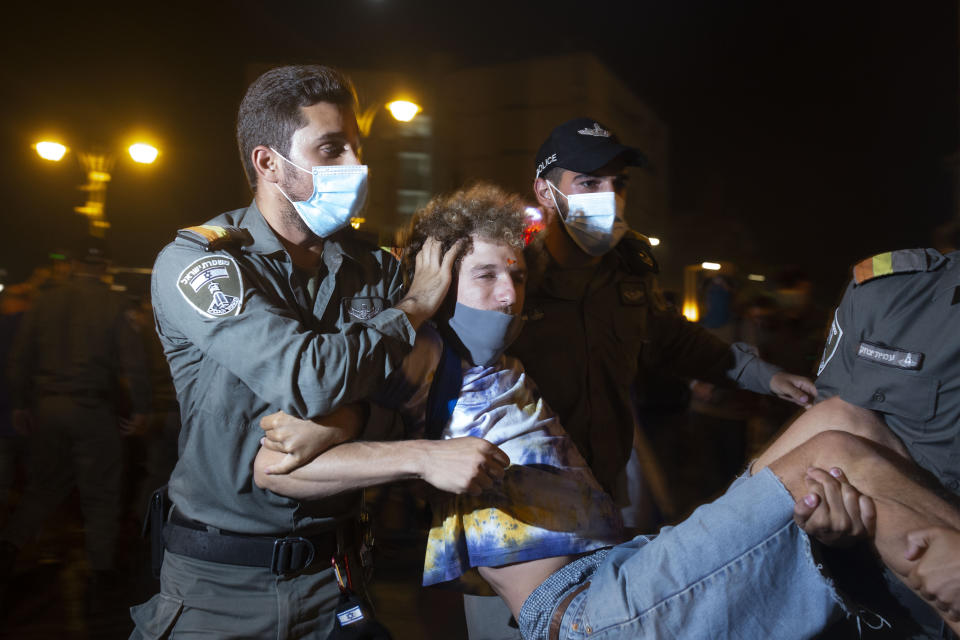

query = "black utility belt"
[{"left": 162, "top": 520, "right": 341, "bottom": 576}]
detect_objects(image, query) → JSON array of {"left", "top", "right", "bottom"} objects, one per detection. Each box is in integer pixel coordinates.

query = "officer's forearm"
[{"left": 253, "top": 439, "right": 431, "bottom": 500}]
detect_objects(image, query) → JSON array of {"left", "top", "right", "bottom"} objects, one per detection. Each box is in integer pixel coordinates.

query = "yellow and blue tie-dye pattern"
[{"left": 389, "top": 326, "right": 623, "bottom": 590}]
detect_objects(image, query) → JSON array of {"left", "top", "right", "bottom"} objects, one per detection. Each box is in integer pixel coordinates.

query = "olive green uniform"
[
  {"left": 3, "top": 273, "right": 151, "bottom": 571},
  {"left": 816, "top": 247, "right": 960, "bottom": 640},
  {"left": 130, "top": 202, "right": 415, "bottom": 639},
  {"left": 509, "top": 233, "right": 781, "bottom": 500}
]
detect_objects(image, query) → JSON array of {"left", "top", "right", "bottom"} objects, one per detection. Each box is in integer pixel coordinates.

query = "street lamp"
[
  {"left": 353, "top": 98, "right": 423, "bottom": 231},
  {"left": 33, "top": 138, "right": 160, "bottom": 237},
  {"left": 356, "top": 98, "right": 422, "bottom": 138}
]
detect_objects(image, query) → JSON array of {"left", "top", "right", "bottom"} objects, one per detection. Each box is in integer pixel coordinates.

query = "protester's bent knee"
[{"left": 805, "top": 430, "right": 873, "bottom": 468}]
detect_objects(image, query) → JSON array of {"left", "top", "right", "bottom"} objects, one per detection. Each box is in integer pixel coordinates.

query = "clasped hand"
[{"left": 259, "top": 403, "right": 367, "bottom": 475}]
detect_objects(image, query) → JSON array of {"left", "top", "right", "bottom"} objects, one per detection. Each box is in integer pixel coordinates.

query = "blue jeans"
[{"left": 519, "top": 468, "right": 848, "bottom": 639}]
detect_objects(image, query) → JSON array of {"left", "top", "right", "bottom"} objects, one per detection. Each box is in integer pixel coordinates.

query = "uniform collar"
[
  {"left": 238, "top": 200, "right": 367, "bottom": 266},
  {"left": 236, "top": 201, "right": 285, "bottom": 256}
]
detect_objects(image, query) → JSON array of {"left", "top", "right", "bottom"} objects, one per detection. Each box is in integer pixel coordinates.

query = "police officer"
[
  {"left": 515, "top": 117, "right": 815, "bottom": 509},
  {"left": 815, "top": 246, "right": 960, "bottom": 639},
  {"left": 129, "top": 65, "right": 506, "bottom": 639},
  {"left": 455, "top": 117, "right": 817, "bottom": 640},
  {"left": 2, "top": 241, "right": 151, "bottom": 595}
]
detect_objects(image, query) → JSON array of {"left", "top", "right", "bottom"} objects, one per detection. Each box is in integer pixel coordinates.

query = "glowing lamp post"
[
  {"left": 33, "top": 139, "right": 159, "bottom": 237},
  {"left": 352, "top": 98, "right": 423, "bottom": 230},
  {"left": 357, "top": 99, "right": 422, "bottom": 137}
]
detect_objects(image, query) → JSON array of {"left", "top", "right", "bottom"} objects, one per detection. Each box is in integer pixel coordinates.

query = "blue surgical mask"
[
  {"left": 547, "top": 181, "right": 628, "bottom": 256},
  {"left": 444, "top": 302, "right": 525, "bottom": 367},
  {"left": 271, "top": 148, "right": 368, "bottom": 238}
]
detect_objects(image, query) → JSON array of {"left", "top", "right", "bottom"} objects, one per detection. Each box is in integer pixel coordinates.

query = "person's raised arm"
[
  {"left": 152, "top": 238, "right": 459, "bottom": 419},
  {"left": 394, "top": 238, "right": 461, "bottom": 330}
]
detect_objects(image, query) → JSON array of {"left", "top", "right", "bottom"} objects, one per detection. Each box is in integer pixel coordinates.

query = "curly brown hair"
[{"left": 400, "top": 182, "right": 542, "bottom": 289}]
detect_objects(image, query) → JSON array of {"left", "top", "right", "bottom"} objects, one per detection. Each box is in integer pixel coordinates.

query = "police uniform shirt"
[
  {"left": 816, "top": 248, "right": 960, "bottom": 495},
  {"left": 509, "top": 233, "right": 781, "bottom": 495},
  {"left": 152, "top": 201, "right": 415, "bottom": 535}
]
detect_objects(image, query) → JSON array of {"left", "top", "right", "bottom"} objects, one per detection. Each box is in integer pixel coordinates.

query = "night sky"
[{"left": 1, "top": 1, "right": 956, "bottom": 302}]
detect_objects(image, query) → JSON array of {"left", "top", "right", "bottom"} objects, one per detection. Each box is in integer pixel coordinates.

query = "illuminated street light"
[
  {"left": 701, "top": 262, "right": 721, "bottom": 271},
  {"left": 35, "top": 141, "right": 68, "bottom": 161},
  {"left": 32, "top": 136, "right": 161, "bottom": 237},
  {"left": 747, "top": 273, "right": 766, "bottom": 282},
  {"left": 648, "top": 236, "right": 661, "bottom": 247},
  {"left": 352, "top": 97, "right": 423, "bottom": 231},
  {"left": 128, "top": 143, "right": 159, "bottom": 164},
  {"left": 386, "top": 100, "right": 420, "bottom": 122},
  {"left": 357, "top": 98, "right": 423, "bottom": 137}
]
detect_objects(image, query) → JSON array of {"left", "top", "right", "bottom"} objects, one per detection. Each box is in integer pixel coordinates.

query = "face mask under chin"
[{"left": 442, "top": 302, "right": 525, "bottom": 367}]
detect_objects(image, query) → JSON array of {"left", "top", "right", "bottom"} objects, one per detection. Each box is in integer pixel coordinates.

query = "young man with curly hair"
[{"left": 256, "top": 183, "right": 960, "bottom": 639}]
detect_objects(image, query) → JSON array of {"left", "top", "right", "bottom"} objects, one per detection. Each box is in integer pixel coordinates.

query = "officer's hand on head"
[
  {"left": 794, "top": 466, "right": 876, "bottom": 547},
  {"left": 119, "top": 413, "right": 151, "bottom": 437},
  {"left": 770, "top": 372, "right": 817, "bottom": 408},
  {"left": 903, "top": 526, "right": 960, "bottom": 624},
  {"left": 418, "top": 436, "right": 510, "bottom": 496},
  {"left": 395, "top": 237, "right": 464, "bottom": 330},
  {"left": 259, "top": 404, "right": 366, "bottom": 475},
  {"left": 11, "top": 409, "right": 35, "bottom": 435}
]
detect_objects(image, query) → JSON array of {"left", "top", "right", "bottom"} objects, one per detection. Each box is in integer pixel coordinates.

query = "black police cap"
[{"left": 534, "top": 117, "right": 646, "bottom": 179}]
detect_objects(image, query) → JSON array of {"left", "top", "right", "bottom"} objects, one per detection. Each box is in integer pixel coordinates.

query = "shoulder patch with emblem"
[
  {"left": 341, "top": 296, "right": 385, "bottom": 323},
  {"left": 853, "top": 248, "right": 942, "bottom": 285},
  {"left": 615, "top": 231, "right": 660, "bottom": 275},
  {"left": 817, "top": 307, "right": 843, "bottom": 375},
  {"left": 177, "top": 255, "right": 244, "bottom": 318},
  {"left": 176, "top": 225, "right": 253, "bottom": 252},
  {"left": 619, "top": 281, "right": 647, "bottom": 306}
]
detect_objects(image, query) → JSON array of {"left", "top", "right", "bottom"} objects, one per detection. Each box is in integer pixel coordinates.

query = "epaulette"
[
  {"left": 615, "top": 230, "right": 660, "bottom": 275},
  {"left": 176, "top": 225, "right": 253, "bottom": 252},
  {"left": 853, "top": 248, "right": 946, "bottom": 285}
]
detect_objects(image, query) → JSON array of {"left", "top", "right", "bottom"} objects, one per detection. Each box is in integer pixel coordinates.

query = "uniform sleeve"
[
  {"left": 151, "top": 242, "right": 417, "bottom": 419},
  {"left": 642, "top": 304, "right": 781, "bottom": 394},
  {"left": 814, "top": 279, "right": 857, "bottom": 401},
  {"left": 725, "top": 342, "right": 783, "bottom": 394}
]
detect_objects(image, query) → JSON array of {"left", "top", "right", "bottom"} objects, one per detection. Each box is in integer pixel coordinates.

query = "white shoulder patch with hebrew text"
[{"left": 176, "top": 254, "right": 244, "bottom": 318}]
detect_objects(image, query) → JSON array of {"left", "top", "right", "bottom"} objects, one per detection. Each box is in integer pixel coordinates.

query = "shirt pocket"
[{"left": 843, "top": 359, "right": 939, "bottom": 435}]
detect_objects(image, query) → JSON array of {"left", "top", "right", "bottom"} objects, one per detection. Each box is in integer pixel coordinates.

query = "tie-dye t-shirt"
[{"left": 383, "top": 325, "right": 623, "bottom": 591}]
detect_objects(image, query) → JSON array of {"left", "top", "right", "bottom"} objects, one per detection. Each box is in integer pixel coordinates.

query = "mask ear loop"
[
  {"left": 268, "top": 146, "right": 311, "bottom": 174},
  {"left": 545, "top": 180, "right": 567, "bottom": 221},
  {"left": 268, "top": 147, "right": 312, "bottom": 206}
]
